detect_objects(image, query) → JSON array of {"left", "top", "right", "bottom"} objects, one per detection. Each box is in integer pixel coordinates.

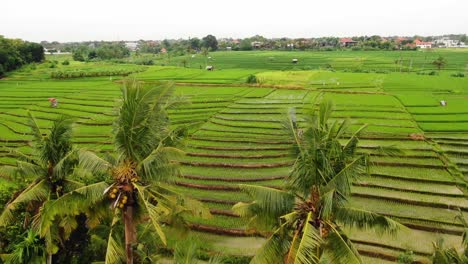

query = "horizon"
[{"left": 1, "top": 0, "right": 467, "bottom": 43}]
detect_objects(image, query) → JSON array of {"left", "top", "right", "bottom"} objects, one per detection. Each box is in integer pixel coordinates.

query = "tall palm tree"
[
  {"left": 39, "top": 80, "right": 210, "bottom": 264},
  {"left": 233, "top": 101, "right": 402, "bottom": 264},
  {"left": 0, "top": 114, "right": 80, "bottom": 263}
]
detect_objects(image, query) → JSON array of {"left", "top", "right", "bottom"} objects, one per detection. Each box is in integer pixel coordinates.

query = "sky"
[{"left": 1, "top": 0, "right": 467, "bottom": 42}]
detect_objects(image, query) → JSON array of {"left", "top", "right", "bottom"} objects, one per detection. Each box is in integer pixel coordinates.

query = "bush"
[
  {"left": 417, "top": 70, "right": 438, "bottom": 76},
  {"left": 62, "top": 60, "right": 70, "bottom": 66},
  {"left": 246, "top": 74, "right": 258, "bottom": 84},
  {"left": 397, "top": 250, "right": 414, "bottom": 264},
  {"left": 451, "top": 72, "right": 465, "bottom": 77}
]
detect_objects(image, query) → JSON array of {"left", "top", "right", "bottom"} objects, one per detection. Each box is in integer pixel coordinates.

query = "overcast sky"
[{"left": 1, "top": 0, "right": 467, "bottom": 42}]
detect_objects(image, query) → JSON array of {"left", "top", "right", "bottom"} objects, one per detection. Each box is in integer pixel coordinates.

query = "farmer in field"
[{"left": 48, "top": 97, "right": 58, "bottom": 108}]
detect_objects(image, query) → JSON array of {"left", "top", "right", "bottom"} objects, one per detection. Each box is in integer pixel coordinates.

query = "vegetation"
[
  {"left": 232, "top": 101, "right": 401, "bottom": 263},
  {"left": 0, "top": 35, "right": 44, "bottom": 77},
  {"left": 0, "top": 48, "right": 467, "bottom": 263},
  {"left": 0, "top": 114, "right": 81, "bottom": 263}
]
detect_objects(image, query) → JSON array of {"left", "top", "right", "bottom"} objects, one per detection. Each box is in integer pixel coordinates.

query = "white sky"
[{"left": 1, "top": 0, "right": 467, "bottom": 42}]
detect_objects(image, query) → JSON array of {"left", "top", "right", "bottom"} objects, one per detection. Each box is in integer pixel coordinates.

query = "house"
[
  {"left": 125, "top": 42, "right": 139, "bottom": 51},
  {"left": 414, "top": 39, "right": 432, "bottom": 49},
  {"left": 339, "top": 38, "right": 358, "bottom": 47},
  {"left": 251, "top": 41, "right": 263, "bottom": 49},
  {"left": 160, "top": 48, "right": 167, "bottom": 54}
]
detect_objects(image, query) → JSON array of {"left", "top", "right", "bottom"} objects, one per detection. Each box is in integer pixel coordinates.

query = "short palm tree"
[
  {"left": 431, "top": 212, "right": 468, "bottom": 264},
  {"left": 1, "top": 229, "right": 46, "bottom": 264},
  {"left": 39, "top": 80, "right": 210, "bottom": 264},
  {"left": 0, "top": 114, "right": 80, "bottom": 262},
  {"left": 233, "top": 101, "right": 402, "bottom": 264}
]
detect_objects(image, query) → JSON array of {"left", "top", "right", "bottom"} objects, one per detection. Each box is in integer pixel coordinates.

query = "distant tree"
[
  {"left": 202, "top": 35, "right": 218, "bottom": 51},
  {"left": 240, "top": 39, "right": 252, "bottom": 51},
  {"left": 88, "top": 50, "right": 97, "bottom": 60},
  {"left": 189, "top": 38, "right": 201, "bottom": 50},
  {"left": 72, "top": 46, "right": 88, "bottom": 62},
  {"left": 95, "top": 43, "right": 130, "bottom": 60},
  {"left": 432, "top": 56, "right": 447, "bottom": 71}
]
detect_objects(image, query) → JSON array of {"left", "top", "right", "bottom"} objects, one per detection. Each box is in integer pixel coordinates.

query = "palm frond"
[
  {"left": 134, "top": 184, "right": 168, "bottom": 245},
  {"left": 27, "top": 111, "right": 44, "bottom": 146},
  {"left": 14, "top": 160, "right": 45, "bottom": 179},
  {"left": 137, "top": 145, "right": 183, "bottom": 182},
  {"left": 294, "top": 212, "right": 323, "bottom": 264},
  {"left": 105, "top": 225, "right": 125, "bottom": 264},
  {"left": 233, "top": 185, "right": 294, "bottom": 229},
  {"left": 323, "top": 224, "right": 361, "bottom": 264},
  {"left": 78, "top": 149, "right": 111, "bottom": 173},
  {"left": 250, "top": 223, "right": 292, "bottom": 264},
  {"left": 0, "top": 179, "right": 49, "bottom": 226},
  {"left": 335, "top": 206, "right": 403, "bottom": 236},
  {"left": 34, "top": 181, "right": 109, "bottom": 236}
]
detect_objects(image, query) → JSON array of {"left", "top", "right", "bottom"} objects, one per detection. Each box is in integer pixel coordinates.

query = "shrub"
[
  {"left": 397, "top": 250, "right": 414, "bottom": 264},
  {"left": 246, "top": 74, "right": 258, "bottom": 84},
  {"left": 451, "top": 72, "right": 465, "bottom": 77},
  {"left": 62, "top": 60, "right": 70, "bottom": 65}
]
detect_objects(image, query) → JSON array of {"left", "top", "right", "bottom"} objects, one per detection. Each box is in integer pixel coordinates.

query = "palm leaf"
[
  {"left": 78, "top": 149, "right": 111, "bottom": 173},
  {"left": 323, "top": 224, "right": 361, "bottom": 264},
  {"left": 250, "top": 223, "right": 292, "bottom": 264},
  {"left": 134, "top": 184, "right": 168, "bottom": 245},
  {"left": 294, "top": 212, "right": 323, "bottom": 264},
  {"left": 335, "top": 206, "right": 403, "bottom": 235}
]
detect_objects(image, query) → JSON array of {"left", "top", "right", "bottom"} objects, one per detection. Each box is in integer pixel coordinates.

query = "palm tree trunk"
[
  {"left": 47, "top": 254, "right": 52, "bottom": 264},
  {"left": 124, "top": 205, "right": 136, "bottom": 264}
]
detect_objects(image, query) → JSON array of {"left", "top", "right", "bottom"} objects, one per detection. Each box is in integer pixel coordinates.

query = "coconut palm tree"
[
  {"left": 0, "top": 114, "right": 80, "bottom": 263},
  {"left": 233, "top": 101, "right": 402, "bottom": 264},
  {"left": 38, "top": 80, "right": 210, "bottom": 264}
]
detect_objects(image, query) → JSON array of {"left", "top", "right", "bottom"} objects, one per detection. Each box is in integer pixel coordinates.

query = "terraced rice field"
[{"left": 0, "top": 51, "right": 467, "bottom": 263}]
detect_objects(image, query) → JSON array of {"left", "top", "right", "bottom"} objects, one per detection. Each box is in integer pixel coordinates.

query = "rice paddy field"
[{"left": 1, "top": 49, "right": 467, "bottom": 263}]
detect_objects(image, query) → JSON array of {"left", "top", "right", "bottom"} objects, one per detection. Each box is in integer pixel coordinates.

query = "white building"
[
  {"left": 125, "top": 42, "right": 139, "bottom": 51},
  {"left": 434, "top": 37, "right": 466, "bottom": 48}
]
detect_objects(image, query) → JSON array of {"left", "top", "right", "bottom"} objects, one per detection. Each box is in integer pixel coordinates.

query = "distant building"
[
  {"left": 251, "top": 41, "right": 263, "bottom": 49},
  {"left": 414, "top": 39, "right": 432, "bottom": 49},
  {"left": 339, "top": 38, "right": 358, "bottom": 47},
  {"left": 160, "top": 48, "right": 167, "bottom": 54},
  {"left": 125, "top": 42, "right": 139, "bottom": 51},
  {"left": 226, "top": 46, "right": 232, "bottom": 51},
  {"left": 434, "top": 37, "right": 466, "bottom": 48}
]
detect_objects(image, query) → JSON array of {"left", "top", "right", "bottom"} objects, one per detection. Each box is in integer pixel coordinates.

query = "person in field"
[{"left": 48, "top": 98, "right": 58, "bottom": 108}]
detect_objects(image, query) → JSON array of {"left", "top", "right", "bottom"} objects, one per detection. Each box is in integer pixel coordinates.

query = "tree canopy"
[{"left": 0, "top": 35, "right": 44, "bottom": 77}]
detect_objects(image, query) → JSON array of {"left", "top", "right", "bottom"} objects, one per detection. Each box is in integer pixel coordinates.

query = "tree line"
[{"left": 0, "top": 35, "right": 44, "bottom": 77}]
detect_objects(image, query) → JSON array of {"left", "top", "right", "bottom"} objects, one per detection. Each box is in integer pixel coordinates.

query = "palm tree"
[
  {"left": 233, "top": 101, "right": 402, "bottom": 264},
  {"left": 0, "top": 114, "right": 80, "bottom": 263},
  {"left": 1, "top": 229, "right": 46, "bottom": 264},
  {"left": 39, "top": 80, "right": 210, "bottom": 264}
]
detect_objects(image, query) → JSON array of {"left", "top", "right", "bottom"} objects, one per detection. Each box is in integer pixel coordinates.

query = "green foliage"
[
  {"left": 397, "top": 250, "right": 414, "bottom": 264},
  {"left": 451, "top": 72, "right": 465, "bottom": 77},
  {"left": 0, "top": 36, "right": 44, "bottom": 75},
  {"left": 61, "top": 60, "right": 70, "bottom": 66},
  {"left": 234, "top": 101, "right": 402, "bottom": 263},
  {"left": 246, "top": 74, "right": 257, "bottom": 84},
  {"left": 202, "top": 35, "right": 218, "bottom": 51},
  {"left": 432, "top": 55, "right": 448, "bottom": 71}
]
